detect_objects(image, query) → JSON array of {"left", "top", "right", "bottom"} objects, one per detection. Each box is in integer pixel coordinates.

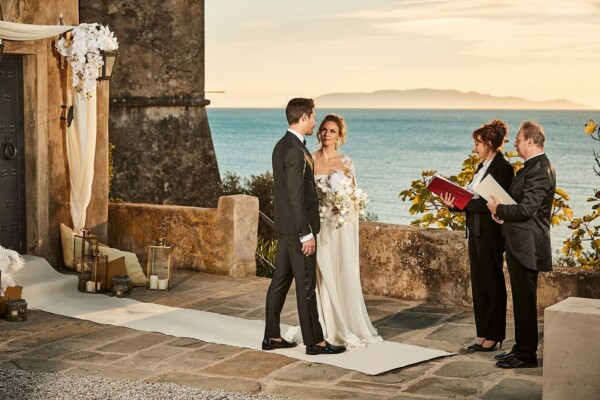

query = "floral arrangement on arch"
[
  {"left": 0, "top": 245, "right": 24, "bottom": 297},
  {"left": 56, "top": 23, "right": 118, "bottom": 98},
  {"left": 316, "top": 172, "right": 369, "bottom": 229}
]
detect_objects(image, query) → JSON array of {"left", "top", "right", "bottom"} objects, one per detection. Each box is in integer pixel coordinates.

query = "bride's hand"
[{"left": 440, "top": 192, "right": 456, "bottom": 208}]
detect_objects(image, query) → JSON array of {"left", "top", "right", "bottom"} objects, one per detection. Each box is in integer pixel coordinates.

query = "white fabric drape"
[
  {"left": 1, "top": 20, "right": 97, "bottom": 230},
  {"left": 65, "top": 67, "right": 97, "bottom": 231},
  {"left": 0, "top": 20, "right": 74, "bottom": 41}
]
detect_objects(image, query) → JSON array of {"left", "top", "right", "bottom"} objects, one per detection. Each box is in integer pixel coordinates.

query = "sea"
[{"left": 207, "top": 108, "right": 596, "bottom": 257}]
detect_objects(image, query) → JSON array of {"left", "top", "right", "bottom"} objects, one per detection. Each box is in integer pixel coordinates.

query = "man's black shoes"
[
  {"left": 495, "top": 353, "right": 538, "bottom": 369},
  {"left": 306, "top": 341, "right": 346, "bottom": 355},
  {"left": 494, "top": 352, "right": 514, "bottom": 361},
  {"left": 262, "top": 338, "right": 297, "bottom": 350}
]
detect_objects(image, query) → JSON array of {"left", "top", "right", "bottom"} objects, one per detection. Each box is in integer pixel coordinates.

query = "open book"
[
  {"left": 426, "top": 175, "right": 473, "bottom": 210},
  {"left": 475, "top": 175, "right": 516, "bottom": 205}
]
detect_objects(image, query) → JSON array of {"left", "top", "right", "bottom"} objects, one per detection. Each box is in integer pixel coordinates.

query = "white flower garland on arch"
[{"left": 56, "top": 23, "right": 119, "bottom": 98}]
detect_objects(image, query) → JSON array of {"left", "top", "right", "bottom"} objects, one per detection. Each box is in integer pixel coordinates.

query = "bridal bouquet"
[{"left": 316, "top": 173, "right": 369, "bottom": 228}]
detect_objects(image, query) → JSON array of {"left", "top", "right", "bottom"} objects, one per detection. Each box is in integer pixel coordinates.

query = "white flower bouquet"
[
  {"left": 316, "top": 173, "right": 369, "bottom": 229},
  {"left": 56, "top": 23, "right": 119, "bottom": 98}
]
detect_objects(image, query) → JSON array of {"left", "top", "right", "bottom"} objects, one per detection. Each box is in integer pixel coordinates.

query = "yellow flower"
[{"left": 584, "top": 119, "right": 597, "bottom": 134}]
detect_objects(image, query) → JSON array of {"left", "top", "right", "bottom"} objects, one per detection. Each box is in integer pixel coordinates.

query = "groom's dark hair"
[{"left": 286, "top": 98, "right": 315, "bottom": 125}]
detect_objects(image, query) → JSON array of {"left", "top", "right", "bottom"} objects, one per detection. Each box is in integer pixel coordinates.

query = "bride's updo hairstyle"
[
  {"left": 472, "top": 118, "right": 508, "bottom": 152},
  {"left": 317, "top": 114, "right": 347, "bottom": 149}
]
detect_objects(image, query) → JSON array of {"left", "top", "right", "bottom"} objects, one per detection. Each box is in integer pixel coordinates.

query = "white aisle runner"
[{"left": 16, "top": 256, "right": 452, "bottom": 375}]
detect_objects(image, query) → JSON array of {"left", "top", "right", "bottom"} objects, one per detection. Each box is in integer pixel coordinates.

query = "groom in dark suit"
[
  {"left": 488, "top": 120, "right": 556, "bottom": 368},
  {"left": 263, "top": 98, "right": 345, "bottom": 355}
]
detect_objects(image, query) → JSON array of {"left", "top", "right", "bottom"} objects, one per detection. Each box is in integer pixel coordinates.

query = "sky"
[{"left": 205, "top": 0, "right": 600, "bottom": 109}]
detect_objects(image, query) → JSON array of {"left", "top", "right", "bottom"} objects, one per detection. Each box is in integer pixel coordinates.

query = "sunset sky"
[{"left": 205, "top": 0, "right": 600, "bottom": 109}]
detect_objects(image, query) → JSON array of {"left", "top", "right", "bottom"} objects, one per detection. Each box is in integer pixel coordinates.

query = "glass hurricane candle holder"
[
  {"left": 73, "top": 228, "right": 98, "bottom": 273},
  {"left": 146, "top": 234, "right": 173, "bottom": 291},
  {"left": 79, "top": 250, "right": 108, "bottom": 293}
]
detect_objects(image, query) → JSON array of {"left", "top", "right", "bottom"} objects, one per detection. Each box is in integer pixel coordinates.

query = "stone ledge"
[
  {"left": 108, "top": 195, "right": 258, "bottom": 277},
  {"left": 359, "top": 221, "right": 600, "bottom": 312}
]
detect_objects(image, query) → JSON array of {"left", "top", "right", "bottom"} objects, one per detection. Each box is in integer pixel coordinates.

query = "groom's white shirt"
[{"left": 287, "top": 128, "right": 313, "bottom": 244}]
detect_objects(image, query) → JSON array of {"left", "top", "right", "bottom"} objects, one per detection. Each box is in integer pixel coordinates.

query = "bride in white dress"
[{"left": 309, "top": 114, "right": 382, "bottom": 347}]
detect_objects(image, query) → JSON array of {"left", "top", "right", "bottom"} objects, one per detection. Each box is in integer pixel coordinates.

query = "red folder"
[{"left": 426, "top": 175, "right": 473, "bottom": 210}]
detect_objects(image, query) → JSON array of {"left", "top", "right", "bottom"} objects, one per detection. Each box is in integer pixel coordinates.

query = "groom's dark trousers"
[
  {"left": 264, "top": 131, "right": 324, "bottom": 346},
  {"left": 265, "top": 234, "right": 323, "bottom": 346}
]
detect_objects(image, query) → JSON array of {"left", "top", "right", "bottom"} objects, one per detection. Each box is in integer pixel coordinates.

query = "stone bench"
[{"left": 543, "top": 297, "right": 600, "bottom": 400}]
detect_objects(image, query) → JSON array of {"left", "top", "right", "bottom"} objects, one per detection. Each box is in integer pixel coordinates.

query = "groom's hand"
[{"left": 302, "top": 238, "right": 316, "bottom": 256}]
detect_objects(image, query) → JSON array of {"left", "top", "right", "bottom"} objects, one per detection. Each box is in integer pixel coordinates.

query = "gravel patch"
[{"left": 0, "top": 369, "right": 292, "bottom": 400}]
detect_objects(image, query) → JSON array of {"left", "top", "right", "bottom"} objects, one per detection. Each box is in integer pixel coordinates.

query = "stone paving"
[{"left": 0, "top": 269, "right": 544, "bottom": 399}]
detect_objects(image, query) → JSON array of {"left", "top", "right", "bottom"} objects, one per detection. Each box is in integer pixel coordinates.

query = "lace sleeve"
[{"left": 341, "top": 156, "right": 357, "bottom": 186}]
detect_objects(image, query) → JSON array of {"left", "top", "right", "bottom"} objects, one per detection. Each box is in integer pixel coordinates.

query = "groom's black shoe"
[
  {"left": 306, "top": 341, "right": 346, "bottom": 355},
  {"left": 262, "top": 338, "right": 297, "bottom": 350},
  {"left": 495, "top": 354, "right": 538, "bottom": 369}
]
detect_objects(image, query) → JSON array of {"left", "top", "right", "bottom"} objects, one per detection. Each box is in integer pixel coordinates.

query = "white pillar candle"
[
  {"left": 115, "top": 289, "right": 123, "bottom": 296},
  {"left": 86, "top": 281, "right": 95, "bottom": 292},
  {"left": 96, "top": 281, "right": 102, "bottom": 291},
  {"left": 10, "top": 310, "right": 18, "bottom": 316},
  {"left": 158, "top": 278, "right": 168, "bottom": 290},
  {"left": 149, "top": 274, "right": 159, "bottom": 290}
]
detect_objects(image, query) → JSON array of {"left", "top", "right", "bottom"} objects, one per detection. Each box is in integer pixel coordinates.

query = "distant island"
[{"left": 315, "top": 89, "right": 592, "bottom": 110}]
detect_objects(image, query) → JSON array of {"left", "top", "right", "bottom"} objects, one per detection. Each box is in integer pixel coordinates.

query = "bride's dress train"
[{"left": 285, "top": 157, "right": 382, "bottom": 347}]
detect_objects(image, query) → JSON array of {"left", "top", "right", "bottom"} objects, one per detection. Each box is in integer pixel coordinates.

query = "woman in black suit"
[{"left": 441, "top": 119, "right": 514, "bottom": 352}]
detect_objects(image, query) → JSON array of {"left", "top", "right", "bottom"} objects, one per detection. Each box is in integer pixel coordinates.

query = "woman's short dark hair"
[
  {"left": 472, "top": 119, "right": 509, "bottom": 152},
  {"left": 286, "top": 98, "right": 315, "bottom": 125}
]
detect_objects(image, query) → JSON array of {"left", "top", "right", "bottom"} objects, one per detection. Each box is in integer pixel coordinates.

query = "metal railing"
[{"left": 257, "top": 211, "right": 276, "bottom": 271}]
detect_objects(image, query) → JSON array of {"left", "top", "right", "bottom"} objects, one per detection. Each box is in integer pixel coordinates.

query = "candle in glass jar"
[
  {"left": 149, "top": 274, "right": 159, "bottom": 289},
  {"left": 96, "top": 281, "right": 101, "bottom": 291},
  {"left": 158, "top": 278, "right": 168, "bottom": 290},
  {"left": 86, "top": 280, "right": 95, "bottom": 292}
]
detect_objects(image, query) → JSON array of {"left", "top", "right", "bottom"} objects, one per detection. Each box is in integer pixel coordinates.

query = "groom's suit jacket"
[
  {"left": 272, "top": 131, "right": 320, "bottom": 238},
  {"left": 497, "top": 153, "right": 556, "bottom": 272}
]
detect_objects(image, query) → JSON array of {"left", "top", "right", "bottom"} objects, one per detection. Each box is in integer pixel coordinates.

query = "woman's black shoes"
[
  {"left": 461, "top": 340, "right": 502, "bottom": 353},
  {"left": 476, "top": 340, "right": 502, "bottom": 352},
  {"left": 466, "top": 343, "right": 484, "bottom": 351}
]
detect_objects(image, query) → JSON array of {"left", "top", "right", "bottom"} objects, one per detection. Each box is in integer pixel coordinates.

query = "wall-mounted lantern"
[{"left": 98, "top": 50, "right": 118, "bottom": 81}]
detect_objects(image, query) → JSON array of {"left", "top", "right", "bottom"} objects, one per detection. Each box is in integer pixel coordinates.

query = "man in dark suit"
[
  {"left": 488, "top": 120, "right": 556, "bottom": 368},
  {"left": 263, "top": 98, "right": 345, "bottom": 355}
]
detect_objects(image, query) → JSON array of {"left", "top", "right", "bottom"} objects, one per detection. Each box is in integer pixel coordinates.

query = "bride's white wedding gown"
[{"left": 285, "top": 156, "right": 382, "bottom": 347}]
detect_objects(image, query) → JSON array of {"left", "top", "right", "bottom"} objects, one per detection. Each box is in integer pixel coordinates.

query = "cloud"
[{"left": 327, "top": 0, "right": 600, "bottom": 60}]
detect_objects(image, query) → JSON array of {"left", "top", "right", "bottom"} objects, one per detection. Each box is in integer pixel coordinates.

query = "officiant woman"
[{"left": 440, "top": 119, "right": 514, "bottom": 352}]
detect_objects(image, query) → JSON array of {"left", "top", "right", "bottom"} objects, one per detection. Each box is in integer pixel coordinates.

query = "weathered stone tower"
[{"left": 79, "top": 0, "right": 221, "bottom": 207}]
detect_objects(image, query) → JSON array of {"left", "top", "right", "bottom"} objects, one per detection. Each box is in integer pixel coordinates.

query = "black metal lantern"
[
  {"left": 97, "top": 50, "right": 118, "bottom": 81},
  {"left": 111, "top": 275, "right": 131, "bottom": 298},
  {"left": 5, "top": 299, "right": 27, "bottom": 322}
]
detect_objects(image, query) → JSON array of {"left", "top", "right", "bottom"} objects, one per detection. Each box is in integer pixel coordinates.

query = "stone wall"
[
  {"left": 359, "top": 221, "right": 600, "bottom": 313},
  {"left": 107, "top": 195, "right": 258, "bottom": 277},
  {"left": 80, "top": 0, "right": 221, "bottom": 208}
]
